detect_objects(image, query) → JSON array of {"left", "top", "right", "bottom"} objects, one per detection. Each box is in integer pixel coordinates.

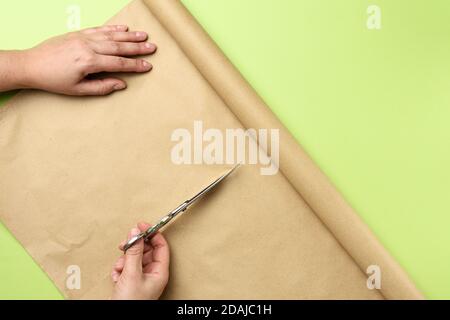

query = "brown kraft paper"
[{"left": 0, "top": 0, "right": 422, "bottom": 299}]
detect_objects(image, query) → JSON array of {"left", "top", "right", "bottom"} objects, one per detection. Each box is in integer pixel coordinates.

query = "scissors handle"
[
  {"left": 142, "top": 214, "right": 172, "bottom": 242},
  {"left": 142, "top": 201, "right": 190, "bottom": 240},
  {"left": 123, "top": 202, "right": 189, "bottom": 252},
  {"left": 122, "top": 215, "right": 171, "bottom": 252}
]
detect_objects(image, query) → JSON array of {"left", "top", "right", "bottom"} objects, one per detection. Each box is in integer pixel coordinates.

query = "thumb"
[
  {"left": 74, "top": 78, "right": 126, "bottom": 96},
  {"left": 123, "top": 227, "right": 144, "bottom": 277}
]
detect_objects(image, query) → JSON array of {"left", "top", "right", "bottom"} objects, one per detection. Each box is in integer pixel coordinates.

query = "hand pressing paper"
[{"left": 0, "top": 25, "right": 156, "bottom": 95}]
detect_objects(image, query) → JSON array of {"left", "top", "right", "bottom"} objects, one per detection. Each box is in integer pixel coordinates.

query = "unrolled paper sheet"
[{"left": 0, "top": 0, "right": 422, "bottom": 299}]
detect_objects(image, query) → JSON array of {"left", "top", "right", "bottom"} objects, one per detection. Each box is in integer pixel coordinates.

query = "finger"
[
  {"left": 143, "top": 233, "right": 170, "bottom": 276},
  {"left": 89, "top": 56, "right": 152, "bottom": 74},
  {"left": 88, "top": 31, "right": 148, "bottom": 42},
  {"left": 150, "top": 233, "right": 170, "bottom": 265},
  {"left": 111, "top": 255, "right": 125, "bottom": 283},
  {"left": 142, "top": 250, "right": 154, "bottom": 266},
  {"left": 123, "top": 227, "right": 144, "bottom": 277},
  {"left": 111, "top": 269, "right": 120, "bottom": 283},
  {"left": 137, "top": 222, "right": 156, "bottom": 253},
  {"left": 119, "top": 236, "right": 152, "bottom": 253},
  {"left": 113, "top": 255, "right": 126, "bottom": 273},
  {"left": 117, "top": 229, "right": 136, "bottom": 251},
  {"left": 91, "top": 41, "right": 157, "bottom": 56},
  {"left": 74, "top": 78, "right": 126, "bottom": 96},
  {"left": 81, "top": 25, "right": 128, "bottom": 34},
  {"left": 138, "top": 222, "right": 151, "bottom": 231},
  {"left": 118, "top": 239, "right": 127, "bottom": 251}
]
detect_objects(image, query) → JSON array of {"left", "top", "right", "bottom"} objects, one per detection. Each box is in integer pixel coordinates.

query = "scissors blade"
[{"left": 186, "top": 163, "right": 240, "bottom": 207}]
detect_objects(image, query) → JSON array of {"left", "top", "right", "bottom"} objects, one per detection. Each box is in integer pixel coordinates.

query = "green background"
[{"left": 1, "top": 0, "right": 449, "bottom": 299}]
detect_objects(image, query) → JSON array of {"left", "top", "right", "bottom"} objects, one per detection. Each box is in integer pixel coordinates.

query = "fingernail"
[
  {"left": 116, "top": 25, "right": 128, "bottom": 31},
  {"left": 111, "top": 273, "right": 119, "bottom": 282},
  {"left": 145, "top": 42, "right": 156, "bottom": 51},
  {"left": 142, "top": 60, "right": 152, "bottom": 70},
  {"left": 114, "top": 83, "right": 126, "bottom": 90},
  {"left": 136, "top": 31, "right": 147, "bottom": 39}
]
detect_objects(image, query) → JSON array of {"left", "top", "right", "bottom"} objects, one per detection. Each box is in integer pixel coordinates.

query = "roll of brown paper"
[{"left": 0, "top": 0, "right": 422, "bottom": 299}]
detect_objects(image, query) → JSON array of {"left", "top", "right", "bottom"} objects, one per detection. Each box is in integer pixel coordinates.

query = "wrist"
[
  {"left": 0, "top": 50, "right": 32, "bottom": 91},
  {"left": 12, "top": 50, "right": 33, "bottom": 89}
]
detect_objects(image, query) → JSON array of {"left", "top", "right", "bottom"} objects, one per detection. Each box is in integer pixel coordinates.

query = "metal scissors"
[{"left": 122, "top": 163, "right": 240, "bottom": 252}]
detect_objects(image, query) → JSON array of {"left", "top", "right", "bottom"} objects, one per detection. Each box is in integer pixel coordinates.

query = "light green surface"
[{"left": 1, "top": 0, "right": 449, "bottom": 299}]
